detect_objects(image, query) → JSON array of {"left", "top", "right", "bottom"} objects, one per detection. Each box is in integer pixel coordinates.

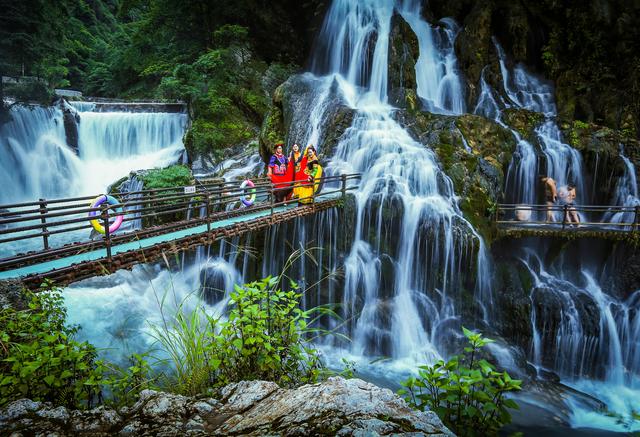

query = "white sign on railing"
[{"left": 184, "top": 186, "right": 196, "bottom": 194}]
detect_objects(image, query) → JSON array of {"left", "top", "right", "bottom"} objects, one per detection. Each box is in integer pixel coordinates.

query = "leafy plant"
[
  {"left": 149, "top": 275, "right": 342, "bottom": 395},
  {"left": 0, "top": 284, "right": 106, "bottom": 408},
  {"left": 104, "top": 352, "right": 157, "bottom": 408},
  {"left": 214, "top": 276, "right": 326, "bottom": 387},
  {"left": 399, "top": 328, "right": 522, "bottom": 437}
]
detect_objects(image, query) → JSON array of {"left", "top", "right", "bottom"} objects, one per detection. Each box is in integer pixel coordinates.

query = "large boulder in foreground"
[{"left": 0, "top": 377, "right": 454, "bottom": 436}]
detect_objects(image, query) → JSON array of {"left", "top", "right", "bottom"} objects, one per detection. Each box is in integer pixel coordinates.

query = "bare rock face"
[{"left": 0, "top": 377, "right": 454, "bottom": 436}]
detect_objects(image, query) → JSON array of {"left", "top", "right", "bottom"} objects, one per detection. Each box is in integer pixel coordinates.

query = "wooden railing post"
[
  {"left": 341, "top": 174, "right": 347, "bottom": 200},
  {"left": 562, "top": 204, "right": 568, "bottom": 229},
  {"left": 38, "top": 198, "right": 49, "bottom": 250},
  {"left": 635, "top": 205, "right": 640, "bottom": 231},
  {"left": 205, "top": 194, "right": 211, "bottom": 234},
  {"left": 102, "top": 205, "right": 112, "bottom": 264},
  {"left": 270, "top": 186, "right": 275, "bottom": 217}
]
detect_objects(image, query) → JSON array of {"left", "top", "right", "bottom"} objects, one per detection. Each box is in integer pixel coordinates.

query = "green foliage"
[
  {"left": 399, "top": 328, "right": 522, "bottom": 437},
  {"left": 141, "top": 165, "right": 193, "bottom": 190},
  {"left": 215, "top": 277, "right": 325, "bottom": 386},
  {"left": 150, "top": 276, "right": 338, "bottom": 395},
  {"left": 0, "top": 283, "right": 106, "bottom": 408},
  {"left": 104, "top": 352, "right": 157, "bottom": 408}
]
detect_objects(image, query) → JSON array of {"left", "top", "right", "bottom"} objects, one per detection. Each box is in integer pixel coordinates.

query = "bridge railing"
[
  {"left": 496, "top": 203, "right": 640, "bottom": 230},
  {"left": 0, "top": 173, "right": 361, "bottom": 271}
]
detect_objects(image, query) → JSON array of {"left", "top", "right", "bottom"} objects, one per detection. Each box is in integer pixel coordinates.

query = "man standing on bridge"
[{"left": 540, "top": 175, "right": 557, "bottom": 222}]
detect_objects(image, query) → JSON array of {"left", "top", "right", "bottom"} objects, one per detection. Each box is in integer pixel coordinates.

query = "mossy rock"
[
  {"left": 501, "top": 108, "right": 545, "bottom": 142},
  {"left": 388, "top": 12, "right": 419, "bottom": 104},
  {"left": 398, "top": 110, "right": 516, "bottom": 242},
  {"left": 259, "top": 103, "right": 285, "bottom": 162}
]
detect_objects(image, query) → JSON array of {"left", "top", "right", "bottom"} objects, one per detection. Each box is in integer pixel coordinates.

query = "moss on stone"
[
  {"left": 501, "top": 108, "right": 544, "bottom": 142},
  {"left": 141, "top": 165, "right": 194, "bottom": 190}
]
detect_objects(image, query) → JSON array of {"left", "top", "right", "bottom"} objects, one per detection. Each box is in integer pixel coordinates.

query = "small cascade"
[
  {"left": 603, "top": 151, "right": 640, "bottom": 227},
  {"left": 487, "top": 40, "right": 585, "bottom": 209},
  {"left": 398, "top": 1, "right": 466, "bottom": 114}
]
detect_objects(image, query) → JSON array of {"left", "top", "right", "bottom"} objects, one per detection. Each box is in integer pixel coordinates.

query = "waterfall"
[
  {"left": 0, "top": 102, "right": 188, "bottom": 258},
  {"left": 603, "top": 151, "right": 640, "bottom": 227},
  {"left": 475, "top": 37, "right": 639, "bottom": 431},
  {"left": 490, "top": 39, "right": 585, "bottom": 208},
  {"left": 398, "top": 1, "right": 466, "bottom": 114},
  {"left": 0, "top": 105, "right": 81, "bottom": 203},
  {"left": 0, "top": 103, "right": 187, "bottom": 204},
  {"left": 303, "top": 0, "right": 489, "bottom": 363}
]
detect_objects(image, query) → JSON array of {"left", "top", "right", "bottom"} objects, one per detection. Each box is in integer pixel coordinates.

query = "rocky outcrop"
[
  {"left": 0, "top": 377, "right": 454, "bottom": 436},
  {"left": 0, "top": 278, "right": 27, "bottom": 310},
  {"left": 59, "top": 99, "right": 80, "bottom": 154},
  {"left": 260, "top": 74, "right": 355, "bottom": 162},
  {"left": 398, "top": 110, "right": 515, "bottom": 240},
  {"left": 388, "top": 13, "right": 420, "bottom": 110}
]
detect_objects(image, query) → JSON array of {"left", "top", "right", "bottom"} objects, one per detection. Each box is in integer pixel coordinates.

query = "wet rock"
[
  {"left": 58, "top": 99, "right": 80, "bottom": 154},
  {"left": 261, "top": 74, "right": 355, "bottom": 162},
  {"left": 396, "top": 110, "right": 515, "bottom": 241},
  {"left": 388, "top": 13, "right": 419, "bottom": 108},
  {"left": 0, "top": 378, "right": 453, "bottom": 436},
  {"left": 0, "top": 278, "right": 28, "bottom": 310}
]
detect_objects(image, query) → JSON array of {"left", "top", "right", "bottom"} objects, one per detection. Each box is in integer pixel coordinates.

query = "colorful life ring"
[
  {"left": 239, "top": 180, "right": 256, "bottom": 207},
  {"left": 88, "top": 195, "right": 124, "bottom": 234}
]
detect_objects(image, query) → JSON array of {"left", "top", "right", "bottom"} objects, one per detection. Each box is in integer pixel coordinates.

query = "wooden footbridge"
[
  {"left": 495, "top": 203, "right": 640, "bottom": 240},
  {"left": 0, "top": 174, "right": 360, "bottom": 289}
]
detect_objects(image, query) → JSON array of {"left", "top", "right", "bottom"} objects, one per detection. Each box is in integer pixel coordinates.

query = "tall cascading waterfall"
[
  {"left": 0, "top": 102, "right": 188, "bottom": 256},
  {"left": 284, "top": 0, "right": 490, "bottom": 364},
  {"left": 474, "top": 39, "right": 640, "bottom": 431}
]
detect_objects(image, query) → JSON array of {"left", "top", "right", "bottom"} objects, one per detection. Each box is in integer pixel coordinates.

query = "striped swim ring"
[
  {"left": 239, "top": 180, "right": 256, "bottom": 207},
  {"left": 88, "top": 195, "right": 124, "bottom": 234}
]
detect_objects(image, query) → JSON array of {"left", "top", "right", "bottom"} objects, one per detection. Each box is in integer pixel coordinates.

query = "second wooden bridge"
[
  {"left": 495, "top": 203, "right": 640, "bottom": 240},
  {"left": 0, "top": 174, "right": 360, "bottom": 289}
]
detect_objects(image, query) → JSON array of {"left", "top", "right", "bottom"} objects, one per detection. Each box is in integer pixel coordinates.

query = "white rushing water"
[
  {"left": 476, "top": 37, "right": 640, "bottom": 431},
  {"left": 0, "top": 103, "right": 187, "bottom": 204},
  {"left": 0, "top": 102, "right": 187, "bottom": 257},
  {"left": 302, "top": 0, "right": 490, "bottom": 365}
]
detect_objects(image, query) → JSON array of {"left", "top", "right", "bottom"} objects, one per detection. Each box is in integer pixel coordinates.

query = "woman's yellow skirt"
[{"left": 293, "top": 165, "right": 323, "bottom": 204}]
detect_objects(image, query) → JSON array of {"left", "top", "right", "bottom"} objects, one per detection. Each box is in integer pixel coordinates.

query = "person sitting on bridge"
[
  {"left": 559, "top": 183, "right": 580, "bottom": 226},
  {"left": 540, "top": 175, "right": 557, "bottom": 222},
  {"left": 268, "top": 143, "right": 291, "bottom": 203}
]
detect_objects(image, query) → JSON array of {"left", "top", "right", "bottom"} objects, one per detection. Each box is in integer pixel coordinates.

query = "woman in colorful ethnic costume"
[
  {"left": 294, "top": 146, "right": 323, "bottom": 204},
  {"left": 267, "top": 143, "right": 291, "bottom": 203}
]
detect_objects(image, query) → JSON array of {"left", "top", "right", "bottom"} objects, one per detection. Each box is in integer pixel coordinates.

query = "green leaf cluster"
[
  {"left": 0, "top": 283, "right": 106, "bottom": 408},
  {"left": 150, "top": 276, "right": 338, "bottom": 395},
  {"left": 141, "top": 165, "right": 193, "bottom": 190},
  {"left": 398, "top": 327, "right": 522, "bottom": 437}
]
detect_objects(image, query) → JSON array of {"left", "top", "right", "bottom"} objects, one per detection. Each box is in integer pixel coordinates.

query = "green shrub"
[
  {"left": 104, "top": 352, "right": 157, "bottom": 407},
  {"left": 0, "top": 285, "right": 106, "bottom": 408},
  {"left": 215, "top": 277, "right": 325, "bottom": 387},
  {"left": 150, "top": 275, "right": 341, "bottom": 395},
  {"left": 141, "top": 165, "right": 193, "bottom": 190},
  {"left": 399, "top": 328, "right": 521, "bottom": 437}
]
